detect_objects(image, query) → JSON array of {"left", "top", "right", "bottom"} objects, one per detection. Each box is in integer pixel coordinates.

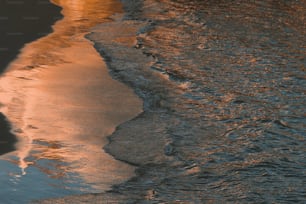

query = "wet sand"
[
  {"left": 0, "top": 0, "right": 142, "bottom": 202},
  {"left": 0, "top": 0, "right": 61, "bottom": 156}
]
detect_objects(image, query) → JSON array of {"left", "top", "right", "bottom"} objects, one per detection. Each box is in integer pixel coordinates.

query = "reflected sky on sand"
[{"left": 0, "top": 0, "right": 142, "bottom": 202}]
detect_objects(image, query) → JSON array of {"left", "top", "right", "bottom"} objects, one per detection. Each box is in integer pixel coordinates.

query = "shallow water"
[
  {"left": 1, "top": 0, "right": 305, "bottom": 203},
  {"left": 0, "top": 0, "right": 142, "bottom": 203},
  {"left": 86, "top": 0, "right": 305, "bottom": 202},
  {"left": 138, "top": 0, "right": 305, "bottom": 202}
]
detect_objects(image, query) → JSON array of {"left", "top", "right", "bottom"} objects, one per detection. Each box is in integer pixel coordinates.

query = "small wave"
[{"left": 88, "top": 0, "right": 306, "bottom": 202}]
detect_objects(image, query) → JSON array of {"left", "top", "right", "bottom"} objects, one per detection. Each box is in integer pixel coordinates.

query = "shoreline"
[
  {"left": 36, "top": 0, "right": 176, "bottom": 202},
  {"left": 0, "top": 0, "right": 62, "bottom": 156},
  {"left": 1, "top": 0, "right": 143, "bottom": 202},
  {"left": 37, "top": 0, "right": 305, "bottom": 203},
  {"left": 36, "top": 0, "right": 196, "bottom": 202}
]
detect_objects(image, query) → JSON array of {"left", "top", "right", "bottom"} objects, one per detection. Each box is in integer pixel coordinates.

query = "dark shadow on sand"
[
  {"left": 0, "top": 112, "right": 17, "bottom": 155},
  {"left": 0, "top": 0, "right": 62, "bottom": 73}
]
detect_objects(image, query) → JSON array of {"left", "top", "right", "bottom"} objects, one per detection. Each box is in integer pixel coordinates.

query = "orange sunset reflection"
[{"left": 0, "top": 0, "right": 142, "bottom": 192}]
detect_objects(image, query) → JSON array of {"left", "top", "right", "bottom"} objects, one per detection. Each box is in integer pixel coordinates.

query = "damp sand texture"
[{"left": 0, "top": 0, "right": 142, "bottom": 202}]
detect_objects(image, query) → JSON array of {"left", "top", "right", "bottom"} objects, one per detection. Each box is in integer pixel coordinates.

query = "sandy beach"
[
  {"left": 0, "top": 0, "right": 142, "bottom": 202},
  {"left": 0, "top": 0, "right": 304, "bottom": 203}
]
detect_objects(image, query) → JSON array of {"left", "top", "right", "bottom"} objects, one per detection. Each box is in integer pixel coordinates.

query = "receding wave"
[{"left": 86, "top": 0, "right": 306, "bottom": 203}]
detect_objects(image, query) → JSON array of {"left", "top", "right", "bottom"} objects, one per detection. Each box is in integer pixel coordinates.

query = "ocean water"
[
  {"left": 0, "top": 0, "right": 305, "bottom": 203},
  {"left": 87, "top": 0, "right": 306, "bottom": 202}
]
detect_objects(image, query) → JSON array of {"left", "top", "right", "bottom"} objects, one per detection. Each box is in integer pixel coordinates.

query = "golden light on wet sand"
[{"left": 0, "top": 0, "right": 142, "bottom": 192}]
